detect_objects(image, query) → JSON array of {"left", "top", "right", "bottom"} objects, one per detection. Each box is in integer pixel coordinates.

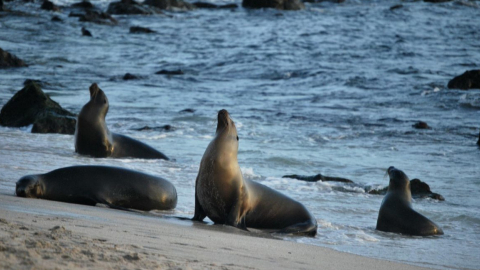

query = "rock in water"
[
  {"left": 129, "top": 26, "right": 156, "bottom": 34},
  {"left": 0, "top": 48, "right": 28, "bottom": 68},
  {"left": 242, "top": 0, "right": 304, "bottom": 10},
  {"left": 448, "top": 70, "right": 480, "bottom": 90},
  {"left": 107, "top": 0, "right": 161, "bottom": 15},
  {"left": 41, "top": 0, "right": 60, "bottom": 11},
  {"left": 0, "top": 81, "right": 76, "bottom": 134},
  {"left": 144, "top": 0, "right": 195, "bottom": 11}
]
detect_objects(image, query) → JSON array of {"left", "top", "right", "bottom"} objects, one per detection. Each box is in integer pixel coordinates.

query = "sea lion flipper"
[
  {"left": 192, "top": 176, "right": 207, "bottom": 221},
  {"left": 277, "top": 221, "right": 318, "bottom": 236}
]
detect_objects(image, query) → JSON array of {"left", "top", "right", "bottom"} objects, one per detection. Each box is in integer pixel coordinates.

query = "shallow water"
[{"left": 1, "top": 0, "right": 479, "bottom": 269}]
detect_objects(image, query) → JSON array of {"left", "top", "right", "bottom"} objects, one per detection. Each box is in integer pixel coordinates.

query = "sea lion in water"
[
  {"left": 376, "top": 166, "right": 443, "bottom": 236},
  {"left": 192, "top": 109, "right": 317, "bottom": 236},
  {"left": 15, "top": 165, "right": 177, "bottom": 211},
  {"left": 75, "top": 83, "right": 169, "bottom": 159}
]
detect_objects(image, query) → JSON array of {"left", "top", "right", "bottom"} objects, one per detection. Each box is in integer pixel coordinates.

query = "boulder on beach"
[
  {"left": 242, "top": 0, "right": 305, "bottom": 10},
  {"left": 0, "top": 81, "right": 76, "bottom": 134},
  {"left": 447, "top": 70, "right": 480, "bottom": 90},
  {"left": 0, "top": 48, "right": 28, "bottom": 68},
  {"left": 107, "top": 0, "right": 161, "bottom": 15},
  {"left": 144, "top": 0, "right": 196, "bottom": 11}
]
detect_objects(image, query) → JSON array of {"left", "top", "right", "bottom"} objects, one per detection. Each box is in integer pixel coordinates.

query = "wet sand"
[{"left": 0, "top": 192, "right": 433, "bottom": 270}]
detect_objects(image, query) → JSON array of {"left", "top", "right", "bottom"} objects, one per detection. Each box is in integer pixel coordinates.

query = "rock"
[
  {"left": 81, "top": 27, "right": 92, "bottom": 36},
  {"left": 132, "top": 125, "right": 174, "bottom": 131},
  {"left": 0, "top": 48, "right": 28, "bottom": 68},
  {"left": 144, "top": 0, "right": 196, "bottom": 11},
  {"left": 155, "top": 69, "right": 184, "bottom": 75},
  {"left": 242, "top": 0, "right": 305, "bottom": 10},
  {"left": 192, "top": 2, "right": 238, "bottom": 9},
  {"left": 180, "top": 108, "right": 195, "bottom": 113},
  {"left": 389, "top": 4, "right": 403, "bottom": 10},
  {"left": 129, "top": 26, "right": 156, "bottom": 34},
  {"left": 412, "top": 121, "right": 431, "bottom": 129},
  {"left": 107, "top": 0, "right": 161, "bottom": 15},
  {"left": 32, "top": 113, "right": 76, "bottom": 134},
  {"left": 447, "top": 70, "right": 480, "bottom": 90},
  {"left": 51, "top": 15, "right": 63, "bottom": 22},
  {"left": 0, "top": 81, "right": 76, "bottom": 134},
  {"left": 477, "top": 130, "right": 480, "bottom": 146},
  {"left": 283, "top": 174, "right": 353, "bottom": 183},
  {"left": 78, "top": 10, "right": 118, "bottom": 25},
  {"left": 0, "top": 0, "right": 5, "bottom": 11},
  {"left": 41, "top": 0, "right": 60, "bottom": 11},
  {"left": 424, "top": 0, "right": 453, "bottom": 2},
  {"left": 123, "top": 73, "right": 140, "bottom": 80},
  {"left": 71, "top": 0, "right": 94, "bottom": 9},
  {"left": 367, "top": 178, "right": 444, "bottom": 201},
  {"left": 303, "top": 0, "right": 344, "bottom": 3}
]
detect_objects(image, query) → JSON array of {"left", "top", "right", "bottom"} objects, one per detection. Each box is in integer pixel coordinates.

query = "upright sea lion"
[
  {"left": 75, "top": 83, "right": 169, "bottom": 159},
  {"left": 376, "top": 166, "right": 443, "bottom": 236},
  {"left": 192, "top": 109, "right": 317, "bottom": 236},
  {"left": 15, "top": 165, "right": 177, "bottom": 211}
]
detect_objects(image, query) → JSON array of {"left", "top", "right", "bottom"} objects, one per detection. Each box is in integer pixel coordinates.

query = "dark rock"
[
  {"left": 132, "top": 125, "right": 175, "bottom": 131},
  {"left": 144, "top": 0, "right": 196, "bottom": 11},
  {"left": 367, "top": 178, "right": 444, "bottom": 201},
  {"left": 192, "top": 2, "right": 238, "bottom": 9},
  {"left": 32, "top": 113, "right": 76, "bottom": 134},
  {"left": 424, "top": 0, "right": 453, "bottom": 2},
  {"left": 41, "top": 0, "right": 60, "bottom": 11},
  {"left": 107, "top": 0, "right": 161, "bottom": 15},
  {"left": 130, "top": 26, "right": 156, "bottom": 34},
  {"left": 123, "top": 73, "right": 140, "bottom": 80},
  {"left": 51, "top": 15, "right": 63, "bottom": 22},
  {"left": 283, "top": 174, "right": 353, "bottom": 183},
  {"left": 477, "top": 130, "right": 480, "bottom": 145},
  {"left": 303, "top": 0, "right": 344, "bottom": 2},
  {"left": 71, "top": 0, "right": 94, "bottom": 9},
  {"left": 155, "top": 69, "right": 184, "bottom": 75},
  {"left": 447, "top": 70, "right": 480, "bottom": 90},
  {"left": 81, "top": 27, "right": 92, "bottom": 36},
  {"left": 389, "top": 4, "right": 403, "bottom": 10},
  {"left": 1, "top": 0, "right": 5, "bottom": 11},
  {"left": 78, "top": 10, "right": 118, "bottom": 25},
  {"left": 0, "top": 81, "right": 76, "bottom": 134},
  {"left": 180, "top": 108, "right": 195, "bottom": 113},
  {"left": 412, "top": 121, "right": 431, "bottom": 129},
  {"left": 242, "top": 0, "right": 305, "bottom": 10},
  {"left": 0, "top": 48, "right": 28, "bottom": 68}
]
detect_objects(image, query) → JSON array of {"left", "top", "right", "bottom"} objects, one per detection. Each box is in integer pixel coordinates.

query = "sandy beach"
[{"left": 0, "top": 191, "right": 433, "bottom": 270}]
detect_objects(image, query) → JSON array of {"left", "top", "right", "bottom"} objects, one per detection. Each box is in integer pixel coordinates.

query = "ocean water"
[{"left": 1, "top": 0, "right": 479, "bottom": 269}]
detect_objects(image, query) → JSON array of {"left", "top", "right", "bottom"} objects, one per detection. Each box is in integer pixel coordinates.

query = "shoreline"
[{"left": 0, "top": 192, "right": 434, "bottom": 270}]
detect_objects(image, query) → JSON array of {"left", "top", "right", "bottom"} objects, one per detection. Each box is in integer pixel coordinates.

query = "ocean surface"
[{"left": 1, "top": 0, "right": 479, "bottom": 269}]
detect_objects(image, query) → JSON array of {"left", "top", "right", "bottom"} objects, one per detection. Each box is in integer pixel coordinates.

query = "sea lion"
[
  {"left": 75, "top": 83, "right": 169, "bottom": 159},
  {"left": 376, "top": 166, "right": 443, "bottom": 236},
  {"left": 192, "top": 109, "right": 317, "bottom": 236},
  {"left": 15, "top": 165, "right": 177, "bottom": 211}
]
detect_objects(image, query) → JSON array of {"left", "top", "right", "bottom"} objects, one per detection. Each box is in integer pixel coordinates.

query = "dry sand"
[{"left": 0, "top": 192, "right": 433, "bottom": 270}]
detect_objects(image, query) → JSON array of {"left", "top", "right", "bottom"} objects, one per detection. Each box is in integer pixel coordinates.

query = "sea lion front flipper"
[{"left": 192, "top": 176, "right": 207, "bottom": 221}]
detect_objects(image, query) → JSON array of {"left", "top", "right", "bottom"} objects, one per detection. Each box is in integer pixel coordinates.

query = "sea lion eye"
[
  {"left": 103, "top": 99, "right": 107, "bottom": 104},
  {"left": 236, "top": 136, "right": 239, "bottom": 141}
]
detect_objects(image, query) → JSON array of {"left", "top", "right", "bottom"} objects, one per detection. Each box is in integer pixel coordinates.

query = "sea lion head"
[
  {"left": 215, "top": 109, "right": 239, "bottom": 151},
  {"left": 15, "top": 175, "right": 44, "bottom": 198},
  {"left": 87, "top": 83, "right": 109, "bottom": 117},
  {"left": 387, "top": 166, "right": 411, "bottom": 193}
]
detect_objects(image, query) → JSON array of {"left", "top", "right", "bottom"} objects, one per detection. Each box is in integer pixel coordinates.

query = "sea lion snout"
[
  {"left": 15, "top": 176, "right": 41, "bottom": 198},
  {"left": 89, "top": 83, "right": 100, "bottom": 98},
  {"left": 217, "top": 109, "right": 232, "bottom": 130}
]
